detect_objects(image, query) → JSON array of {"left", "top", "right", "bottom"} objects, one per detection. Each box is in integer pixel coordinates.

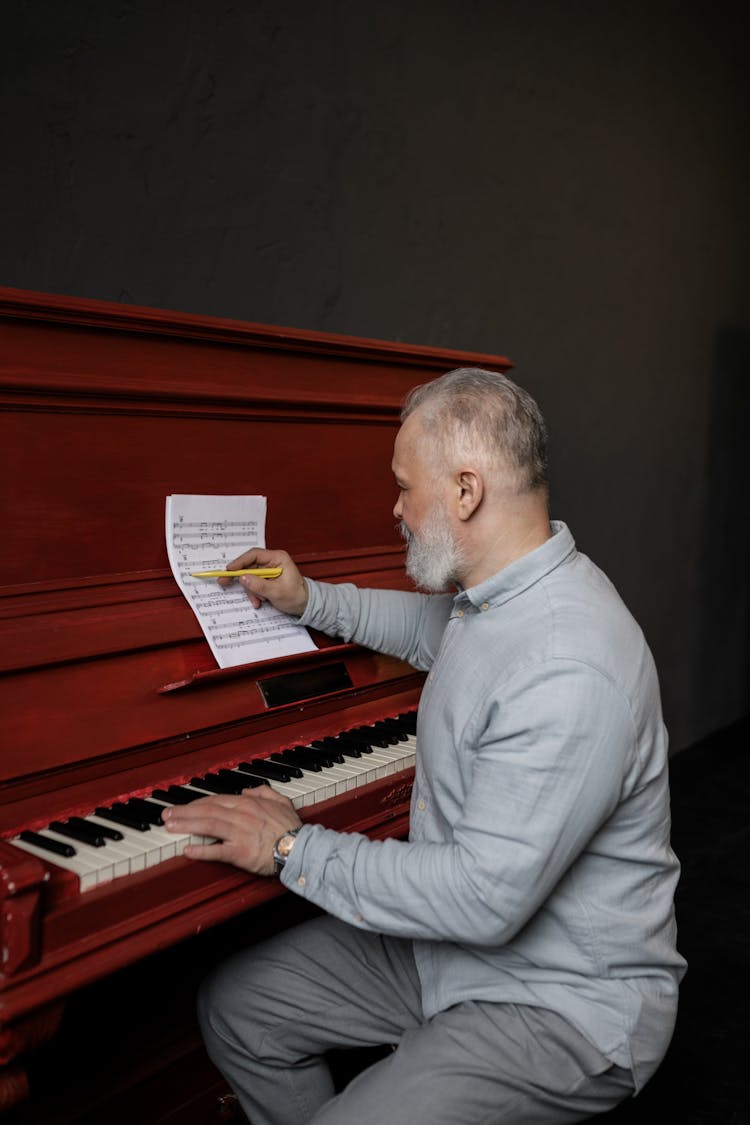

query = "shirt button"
[
  {"left": 297, "top": 876, "right": 306, "bottom": 887},
  {"left": 417, "top": 799, "right": 426, "bottom": 811},
  {"left": 481, "top": 601, "right": 490, "bottom": 611},
  {"left": 455, "top": 609, "right": 464, "bottom": 618},
  {"left": 354, "top": 913, "right": 364, "bottom": 923}
]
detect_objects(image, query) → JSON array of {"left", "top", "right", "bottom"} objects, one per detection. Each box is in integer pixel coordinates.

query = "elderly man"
[{"left": 163, "top": 368, "right": 685, "bottom": 1125}]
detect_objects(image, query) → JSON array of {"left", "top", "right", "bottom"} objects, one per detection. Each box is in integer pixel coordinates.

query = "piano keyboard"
[{"left": 10, "top": 715, "right": 417, "bottom": 892}]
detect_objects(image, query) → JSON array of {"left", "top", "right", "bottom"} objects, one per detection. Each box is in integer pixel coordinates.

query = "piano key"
[
  {"left": 270, "top": 756, "right": 338, "bottom": 802},
  {"left": 11, "top": 713, "right": 418, "bottom": 893},
  {"left": 49, "top": 819, "right": 107, "bottom": 846},
  {"left": 42, "top": 828, "right": 119, "bottom": 883},
  {"left": 236, "top": 759, "right": 299, "bottom": 782},
  {"left": 344, "top": 728, "right": 393, "bottom": 748},
  {"left": 226, "top": 770, "right": 317, "bottom": 808},
  {"left": 18, "top": 829, "right": 75, "bottom": 857},
  {"left": 88, "top": 815, "right": 166, "bottom": 868},
  {"left": 285, "top": 746, "right": 343, "bottom": 770},
  {"left": 151, "top": 786, "right": 205, "bottom": 805},
  {"left": 22, "top": 828, "right": 116, "bottom": 886},
  {"left": 372, "top": 719, "right": 411, "bottom": 740},
  {"left": 71, "top": 835, "right": 139, "bottom": 879},
  {"left": 271, "top": 750, "right": 322, "bottom": 772},
  {"left": 84, "top": 818, "right": 150, "bottom": 872},
  {"left": 281, "top": 753, "right": 355, "bottom": 794},
  {"left": 191, "top": 773, "right": 267, "bottom": 796},
  {"left": 314, "top": 737, "right": 363, "bottom": 758},
  {"left": 48, "top": 818, "right": 115, "bottom": 847},
  {"left": 123, "top": 798, "right": 168, "bottom": 826},
  {"left": 95, "top": 804, "right": 153, "bottom": 832},
  {"left": 12, "top": 835, "right": 101, "bottom": 892}
]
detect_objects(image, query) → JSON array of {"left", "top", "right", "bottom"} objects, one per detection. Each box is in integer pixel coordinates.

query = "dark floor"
[{"left": 598, "top": 716, "right": 750, "bottom": 1124}]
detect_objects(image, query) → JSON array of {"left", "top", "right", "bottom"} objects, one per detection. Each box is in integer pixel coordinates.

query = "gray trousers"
[{"left": 198, "top": 915, "right": 634, "bottom": 1125}]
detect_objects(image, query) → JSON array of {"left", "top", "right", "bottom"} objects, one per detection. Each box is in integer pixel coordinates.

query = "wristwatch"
[{"left": 273, "top": 827, "right": 301, "bottom": 875}]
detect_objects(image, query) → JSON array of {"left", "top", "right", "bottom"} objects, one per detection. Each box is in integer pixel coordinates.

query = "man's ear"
[{"left": 456, "top": 469, "right": 483, "bottom": 521}]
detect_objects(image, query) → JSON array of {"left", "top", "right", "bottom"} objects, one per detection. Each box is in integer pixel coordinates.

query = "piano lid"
[{"left": 0, "top": 287, "right": 512, "bottom": 809}]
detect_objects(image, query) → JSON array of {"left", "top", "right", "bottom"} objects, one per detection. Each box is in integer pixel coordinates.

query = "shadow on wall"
[{"left": 696, "top": 326, "right": 750, "bottom": 730}]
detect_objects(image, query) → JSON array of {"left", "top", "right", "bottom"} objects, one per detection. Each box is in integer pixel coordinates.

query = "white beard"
[{"left": 400, "top": 503, "right": 465, "bottom": 593}]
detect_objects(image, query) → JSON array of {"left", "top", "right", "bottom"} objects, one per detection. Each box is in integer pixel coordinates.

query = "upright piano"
[{"left": 0, "top": 288, "right": 511, "bottom": 1122}]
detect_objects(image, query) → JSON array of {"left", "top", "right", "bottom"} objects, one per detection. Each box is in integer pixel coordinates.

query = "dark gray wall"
[{"left": 3, "top": 1, "right": 749, "bottom": 751}]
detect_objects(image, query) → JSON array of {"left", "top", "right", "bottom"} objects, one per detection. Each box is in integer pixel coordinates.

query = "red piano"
[{"left": 0, "top": 288, "right": 511, "bottom": 1123}]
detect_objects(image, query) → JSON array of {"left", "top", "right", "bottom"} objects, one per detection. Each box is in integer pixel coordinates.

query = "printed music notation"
[{"left": 165, "top": 494, "right": 316, "bottom": 669}]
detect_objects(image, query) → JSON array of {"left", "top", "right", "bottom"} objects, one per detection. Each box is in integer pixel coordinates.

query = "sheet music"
[{"left": 165, "top": 494, "right": 316, "bottom": 669}]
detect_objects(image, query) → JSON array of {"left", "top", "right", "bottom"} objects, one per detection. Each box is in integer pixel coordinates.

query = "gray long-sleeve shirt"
[{"left": 282, "top": 522, "right": 686, "bottom": 1090}]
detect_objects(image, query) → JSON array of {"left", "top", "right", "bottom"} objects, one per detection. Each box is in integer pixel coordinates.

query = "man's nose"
[{"left": 393, "top": 494, "right": 402, "bottom": 520}]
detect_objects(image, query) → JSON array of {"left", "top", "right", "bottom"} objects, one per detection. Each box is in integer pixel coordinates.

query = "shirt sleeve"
[
  {"left": 298, "top": 578, "right": 453, "bottom": 671},
  {"left": 281, "top": 658, "right": 637, "bottom": 945}
]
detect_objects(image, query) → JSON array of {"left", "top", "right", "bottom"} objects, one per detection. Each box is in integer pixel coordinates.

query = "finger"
[
  {"left": 237, "top": 575, "right": 267, "bottom": 608},
  {"left": 183, "top": 840, "right": 232, "bottom": 862},
  {"left": 164, "top": 812, "right": 233, "bottom": 839},
  {"left": 163, "top": 804, "right": 254, "bottom": 838},
  {"left": 216, "top": 547, "right": 268, "bottom": 589}
]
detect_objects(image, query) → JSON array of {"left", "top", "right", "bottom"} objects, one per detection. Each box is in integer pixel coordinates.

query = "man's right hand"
[{"left": 219, "top": 548, "right": 309, "bottom": 616}]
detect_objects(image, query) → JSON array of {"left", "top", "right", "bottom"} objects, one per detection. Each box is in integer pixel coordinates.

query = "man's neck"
[{"left": 458, "top": 505, "right": 552, "bottom": 589}]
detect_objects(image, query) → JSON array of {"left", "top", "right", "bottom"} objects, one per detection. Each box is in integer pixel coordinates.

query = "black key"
[
  {"left": 373, "top": 719, "right": 410, "bottom": 741},
  {"left": 95, "top": 805, "right": 151, "bottom": 832},
  {"left": 397, "top": 711, "right": 418, "bottom": 735},
  {"left": 327, "top": 738, "right": 367, "bottom": 758},
  {"left": 335, "top": 735, "right": 374, "bottom": 754},
  {"left": 342, "top": 729, "right": 392, "bottom": 748},
  {"left": 355, "top": 725, "right": 398, "bottom": 746},
  {"left": 278, "top": 747, "right": 331, "bottom": 770},
  {"left": 291, "top": 746, "right": 340, "bottom": 770},
  {"left": 272, "top": 751, "right": 322, "bottom": 773},
  {"left": 236, "top": 759, "right": 297, "bottom": 782},
  {"left": 50, "top": 818, "right": 109, "bottom": 847},
  {"left": 192, "top": 773, "right": 267, "bottom": 795},
  {"left": 191, "top": 773, "right": 244, "bottom": 795},
  {"left": 309, "top": 742, "right": 346, "bottom": 763},
  {"left": 152, "top": 786, "right": 205, "bottom": 805},
  {"left": 20, "top": 829, "right": 76, "bottom": 858},
  {"left": 81, "top": 817, "right": 125, "bottom": 841},
  {"left": 125, "top": 798, "right": 166, "bottom": 826},
  {"left": 316, "top": 736, "right": 363, "bottom": 759}
]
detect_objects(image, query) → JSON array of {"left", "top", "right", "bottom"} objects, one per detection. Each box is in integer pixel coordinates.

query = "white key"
[
  {"left": 42, "top": 828, "right": 118, "bottom": 883},
  {"left": 334, "top": 754, "right": 385, "bottom": 787},
  {"left": 226, "top": 770, "right": 313, "bottom": 808},
  {"left": 290, "top": 767, "right": 338, "bottom": 803},
  {"left": 12, "top": 835, "right": 101, "bottom": 892},
  {"left": 87, "top": 815, "right": 165, "bottom": 867},
  {"left": 353, "top": 750, "right": 399, "bottom": 778},
  {"left": 83, "top": 818, "right": 149, "bottom": 871}
]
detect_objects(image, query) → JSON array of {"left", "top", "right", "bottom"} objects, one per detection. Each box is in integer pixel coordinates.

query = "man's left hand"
[{"left": 162, "top": 786, "right": 302, "bottom": 876}]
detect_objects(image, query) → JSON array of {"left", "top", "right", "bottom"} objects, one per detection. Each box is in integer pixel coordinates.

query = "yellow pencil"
[{"left": 191, "top": 567, "right": 283, "bottom": 579}]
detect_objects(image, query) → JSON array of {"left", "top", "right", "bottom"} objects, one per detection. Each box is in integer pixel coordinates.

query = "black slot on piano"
[{"left": 257, "top": 662, "right": 353, "bottom": 708}]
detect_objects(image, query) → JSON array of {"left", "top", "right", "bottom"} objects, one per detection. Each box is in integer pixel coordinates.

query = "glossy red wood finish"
[{"left": 0, "top": 287, "right": 511, "bottom": 1113}]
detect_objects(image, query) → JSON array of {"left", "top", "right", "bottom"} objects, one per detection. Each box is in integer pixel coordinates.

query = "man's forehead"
[{"left": 392, "top": 413, "right": 421, "bottom": 473}]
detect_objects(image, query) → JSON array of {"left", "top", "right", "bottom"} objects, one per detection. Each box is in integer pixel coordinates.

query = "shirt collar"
[{"left": 454, "top": 521, "right": 576, "bottom": 611}]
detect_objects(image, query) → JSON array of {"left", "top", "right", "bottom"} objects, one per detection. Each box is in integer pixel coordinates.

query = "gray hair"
[{"left": 401, "top": 367, "right": 548, "bottom": 494}]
